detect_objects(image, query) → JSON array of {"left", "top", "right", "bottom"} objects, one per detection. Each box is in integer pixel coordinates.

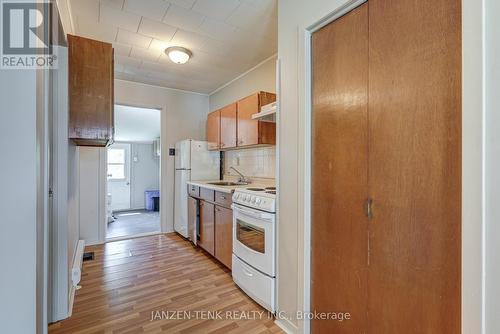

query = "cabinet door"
[
  {"left": 68, "top": 34, "right": 113, "bottom": 146},
  {"left": 311, "top": 4, "right": 369, "bottom": 333},
  {"left": 198, "top": 201, "right": 215, "bottom": 255},
  {"left": 237, "top": 92, "right": 276, "bottom": 147},
  {"left": 220, "top": 103, "right": 237, "bottom": 149},
  {"left": 187, "top": 196, "right": 198, "bottom": 243},
  {"left": 236, "top": 93, "right": 259, "bottom": 146},
  {"left": 207, "top": 110, "right": 220, "bottom": 150},
  {"left": 215, "top": 206, "right": 233, "bottom": 269},
  {"left": 368, "top": 0, "right": 461, "bottom": 332}
]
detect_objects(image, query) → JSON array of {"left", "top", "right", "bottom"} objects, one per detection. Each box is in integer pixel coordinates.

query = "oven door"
[{"left": 232, "top": 203, "right": 275, "bottom": 277}]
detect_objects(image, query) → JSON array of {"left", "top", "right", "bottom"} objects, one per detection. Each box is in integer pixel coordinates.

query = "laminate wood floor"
[{"left": 49, "top": 234, "right": 283, "bottom": 334}]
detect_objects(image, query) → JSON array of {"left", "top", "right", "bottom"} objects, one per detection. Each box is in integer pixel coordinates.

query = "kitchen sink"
[{"left": 207, "top": 181, "right": 249, "bottom": 186}]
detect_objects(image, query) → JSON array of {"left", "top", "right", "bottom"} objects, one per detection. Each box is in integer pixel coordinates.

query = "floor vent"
[{"left": 82, "top": 252, "right": 95, "bottom": 262}]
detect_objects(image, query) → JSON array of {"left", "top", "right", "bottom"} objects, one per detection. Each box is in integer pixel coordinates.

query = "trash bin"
[
  {"left": 145, "top": 190, "right": 160, "bottom": 211},
  {"left": 153, "top": 196, "right": 159, "bottom": 211}
]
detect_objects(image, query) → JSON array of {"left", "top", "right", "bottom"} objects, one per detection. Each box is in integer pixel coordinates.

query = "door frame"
[
  {"left": 300, "top": 1, "right": 484, "bottom": 334},
  {"left": 101, "top": 103, "right": 164, "bottom": 241}
]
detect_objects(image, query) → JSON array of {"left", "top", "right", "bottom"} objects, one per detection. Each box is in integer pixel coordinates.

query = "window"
[{"left": 107, "top": 148, "right": 126, "bottom": 180}]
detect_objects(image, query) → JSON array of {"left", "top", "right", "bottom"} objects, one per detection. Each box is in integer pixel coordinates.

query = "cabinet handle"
[{"left": 221, "top": 195, "right": 226, "bottom": 200}]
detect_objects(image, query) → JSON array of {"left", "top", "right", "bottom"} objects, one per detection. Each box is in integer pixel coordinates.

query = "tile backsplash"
[{"left": 224, "top": 147, "right": 276, "bottom": 179}]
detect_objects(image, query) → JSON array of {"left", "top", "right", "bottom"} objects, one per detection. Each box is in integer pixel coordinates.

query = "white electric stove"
[{"left": 231, "top": 186, "right": 277, "bottom": 312}]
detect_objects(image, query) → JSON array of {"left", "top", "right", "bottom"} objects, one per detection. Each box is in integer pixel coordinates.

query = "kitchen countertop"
[{"left": 187, "top": 179, "right": 275, "bottom": 194}]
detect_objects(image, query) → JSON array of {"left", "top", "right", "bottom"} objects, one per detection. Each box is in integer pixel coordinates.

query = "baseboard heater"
[{"left": 68, "top": 239, "right": 85, "bottom": 316}]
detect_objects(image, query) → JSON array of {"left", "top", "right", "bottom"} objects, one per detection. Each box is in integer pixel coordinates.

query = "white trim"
[
  {"left": 462, "top": 0, "right": 486, "bottom": 332},
  {"left": 209, "top": 54, "right": 278, "bottom": 96},
  {"left": 481, "top": 0, "right": 487, "bottom": 330},
  {"left": 104, "top": 103, "right": 164, "bottom": 238},
  {"left": 274, "top": 57, "right": 281, "bottom": 316},
  {"left": 274, "top": 318, "right": 297, "bottom": 334},
  {"left": 98, "top": 148, "right": 107, "bottom": 244},
  {"left": 114, "top": 78, "right": 209, "bottom": 96}
]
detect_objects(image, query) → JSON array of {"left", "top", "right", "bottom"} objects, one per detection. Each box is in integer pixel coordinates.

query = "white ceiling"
[
  {"left": 68, "top": 0, "right": 277, "bottom": 94},
  {"left": 114, "top": 104, "right": 161, "bottom": 142}
]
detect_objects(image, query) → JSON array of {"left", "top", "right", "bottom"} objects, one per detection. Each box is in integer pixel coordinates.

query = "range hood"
[{"left": 251, "top": 101, "right": 277, "bottom": 122}]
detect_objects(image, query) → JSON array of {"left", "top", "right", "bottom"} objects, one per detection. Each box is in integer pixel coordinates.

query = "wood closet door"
[
  {"left": 311, "top": 4, "right": 369, "bottom": 333},
  {"left": 367, "top": 0, "right": 461, "bottom": 333}
]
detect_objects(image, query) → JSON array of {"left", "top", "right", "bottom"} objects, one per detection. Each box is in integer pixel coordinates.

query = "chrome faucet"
[{"left": 230, "top": 167, "right": 249, "bottom": 183}]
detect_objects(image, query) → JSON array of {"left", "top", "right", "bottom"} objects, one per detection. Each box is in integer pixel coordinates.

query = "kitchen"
[
  {"left": 173, "top": 91, "right": 279, "bottom": 312},
  {"left": 2, "top": 0, "right": 496, "bottom": 333}
]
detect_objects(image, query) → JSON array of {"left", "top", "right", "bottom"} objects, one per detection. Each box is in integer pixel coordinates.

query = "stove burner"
[
  {"left": 266, "top": 191, "right": 276, "bottom": 195},
  {"left": 265, "top": 187, "right": 276, "bottom": 190},
  {"left": 247, "top": 188, "right": 265, "bottom": 191}
]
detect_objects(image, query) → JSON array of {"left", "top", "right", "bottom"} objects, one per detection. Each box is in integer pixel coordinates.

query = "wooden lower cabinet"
[
  {"left": 198, "top": 201, "right": 215, "bottom": 255},
  {"left": 215, "top": 206, "right": 233, "bottom": 269}
]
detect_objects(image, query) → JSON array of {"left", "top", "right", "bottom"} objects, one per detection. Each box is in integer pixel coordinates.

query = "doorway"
[{"left": 106, "top": 105, "right": 161, "bottom": 240}]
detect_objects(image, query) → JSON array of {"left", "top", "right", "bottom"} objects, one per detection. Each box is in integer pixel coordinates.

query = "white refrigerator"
[{"left": 174, "top": 139, "right": 219, "bottom": 238}]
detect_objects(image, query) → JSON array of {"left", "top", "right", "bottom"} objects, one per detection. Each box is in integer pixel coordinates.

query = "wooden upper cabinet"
[
  {"left": 68, "top": 34, "right": 114, "bottom": 147},
  {"left": 237, "top": 91, "right": 276, "bottom": 147},
  {"left": 207, "top": 110, "right": 220, "bottom": 150},
  {"left": 220, "top": 103, "right": 237, "bottom": 149}
]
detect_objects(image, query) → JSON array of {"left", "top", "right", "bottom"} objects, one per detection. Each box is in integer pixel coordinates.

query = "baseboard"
[
  {"left": 68, "top": 239, "right": 85, "bottom": 317},
  {"left": 275, "top": 318, "right": 298, "bottom": 334}
]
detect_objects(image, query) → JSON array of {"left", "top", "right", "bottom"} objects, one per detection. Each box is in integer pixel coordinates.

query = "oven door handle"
[{"left": 231, "top": 204, "right": 274, "bottom": 221}]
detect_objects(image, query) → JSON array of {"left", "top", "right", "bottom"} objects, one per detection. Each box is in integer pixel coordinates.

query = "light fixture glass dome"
[{"left": 165, "top": 47, "right": 192, "bottom": 64}]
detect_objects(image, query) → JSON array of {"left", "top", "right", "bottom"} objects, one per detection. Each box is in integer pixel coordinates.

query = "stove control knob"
[
  {"left": 243, "top": 195, "right": 248, "bottom": 201},
  {"left": 251, "top": 196, "right": 256, "bottom": 203},
  {"left": 234, "top": 193, "right": 239, "bottom": 200},
  {"left": 255, "top": 198, "right": 261, "bottom": 205}
]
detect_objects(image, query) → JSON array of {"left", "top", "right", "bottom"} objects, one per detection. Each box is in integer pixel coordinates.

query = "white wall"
[
  {"left": 209, "top": 55, "right": 277, "bottom": 112},
  {"left": 0, "top": 70, "right": 38, "bottom": 333},
  {"left": 79, "top": 147, "right": 106, "bottom": 245},
  {"left": 114, "top": 79, "right": 209, "bottom": 233},
  {"left": 277, "top": 0, "right": 485, "bottom": 333},
  {"left": 107, "top": 142, "right": 160, "bottom": 211},
  {"left": 130, "top": 143, "right": 160, "bottom": 209}
]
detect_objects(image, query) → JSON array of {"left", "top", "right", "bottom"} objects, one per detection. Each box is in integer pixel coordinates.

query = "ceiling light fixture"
[{"left": 165, "top": 46, "right": 192, "bottom": 64}]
